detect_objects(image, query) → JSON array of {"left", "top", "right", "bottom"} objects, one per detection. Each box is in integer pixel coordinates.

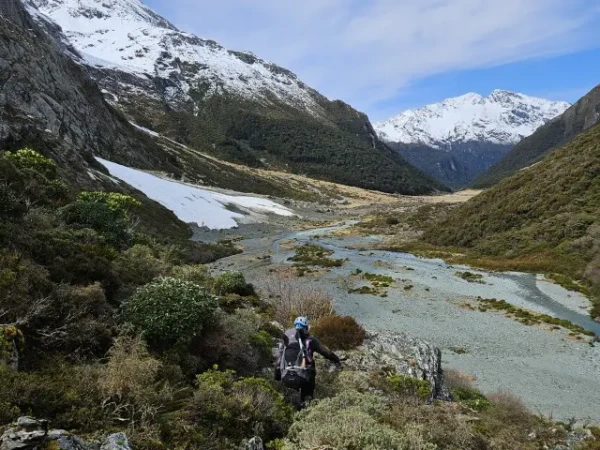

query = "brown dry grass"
[
  {"left": 263, "top": 272, "right": 334, "bottom": 327},
  {"left": 443, "top": 369, "right": 477, "bottom": 390}
]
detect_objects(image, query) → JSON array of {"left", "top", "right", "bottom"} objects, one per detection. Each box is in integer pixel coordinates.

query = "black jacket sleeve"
[{"left": 311, "top": 337, "right": 340, "bottom": 364}]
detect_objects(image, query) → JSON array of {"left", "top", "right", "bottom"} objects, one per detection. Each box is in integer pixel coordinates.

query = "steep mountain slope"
[
  {"left": 387, "top": 141, "right": 513, "bottom": 190},
  {"left": 0, "top": 0, "right": 172, "bottom": 182},
  {"left": 375, "top": 91, "right": 569, "bottom": 188},
  {"left": 0, "top": 0, "right": 352, "bottom": 242},
  {"left": 422, "top": 122, "right": 600, "bottom": 317},
  {"left": 473, "top": 84, "right": 600, "bottom": 188},
  {"left": 3, "top": 0, "right": 387, "bottom": 219},
  {"left": 0, "top": 0, "right": 204, "bottom": 238},
  {"left": 29, "top": 0, "right": 446, "bottom": 195}
]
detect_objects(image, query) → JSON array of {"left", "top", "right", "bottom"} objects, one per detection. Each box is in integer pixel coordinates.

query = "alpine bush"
[
  {"left": 5, "top": 148, "right": 57, "bottom": 178},
  {"left": 214, "top": 271, "right": 251, "bottom": 295},
  {"left": 78, "top": 191, "right": 141, "bottom": 213},
  {"left": 124, "top": 277, "right": 218, "bottom": 347},
  {"left": 284, "top": 390, "right": 409, "bottom": 450},
  {"left": 188, "top": 368, "right": 294, "bottom": 445},
  {"left": 311, "top": 315, "right": 366, "bottom": 350},
  {"left": 59, "top": 200, "right": 132, "bottom": 248}
]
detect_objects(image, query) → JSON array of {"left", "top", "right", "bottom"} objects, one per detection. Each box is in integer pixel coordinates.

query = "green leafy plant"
[
  {"left": 189, "top": 368, "right": 294, "bottom": 444},
  {"left": 214, "top": 271, "right": 251, "bottom": 295},
  {"left": 59, "top": 200, "right": 132, "bottom": 247},
  {"left": 5, "top": 148, "right": 57, "bottom": 178},
  {"left": 452, "top": 387, "right": 491, "bottom": 411},
  {"left": 124, "top": 277, "right": 218, "bottom": 347},
  {"left": 78, "top": 191, "right": 141, "bottom": 213}
]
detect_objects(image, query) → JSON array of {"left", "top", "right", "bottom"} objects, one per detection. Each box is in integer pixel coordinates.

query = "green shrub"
[
  {"left": 189, "top": 368, "right": 293, "bottom": 444},
  {"left": 59, "top": 200, "right": 132, "bottom": 248},
  {"left": 214, "top": 271, "right": 252, "bottom": 295},
  {"left": 452, "top": 387, "right": 491, "bottom": 411},
  {"left": 77, "top": 191, "right": 141, "bottom": 213},
  {"left": 115, "top": 244, "right": 171, "bottom": 287},
  {"left": 170, "top": 264, "right": 212, "bottom": 286},
  {"left": 284, "top": 390, "right": 408, "bottom": 450},
  {"left": 5, "top": 148, "right": 57, "bottom": 178},
  {"left": 196, "top": 310, "right": 272, "bottom": 373},
  {"left": 311, "top": 315, "right": 366, "bottom": 350},
  {"left": 124, "top": 277, "right": 218, "bottom": 347},
  {"left": 49, "top": 283, "right": 114, "bottom": 356},
  {"left": 386, "top": 373, "right": 432, "bottom": 400},
  {"left": 0, "top": 183, "right": 24, "bottom": 216},
  {"left": 0, "top": 360, "right": 104, "bottom": 430},
  {"left": 0, "top": 152, "right": 69, "bottom": 216},
  {"left": 0, "top": 326, "right": 24, "bottom": 362},
  {"left": 98, "top": 334, "right": 174, "bottom": 426}
]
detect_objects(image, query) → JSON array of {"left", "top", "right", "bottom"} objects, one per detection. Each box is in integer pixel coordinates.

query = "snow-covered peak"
[
  {"left": 375, "top": 91, "right": 570, "bottom": 148},
  {"left": 28, "top": 0, "right": 322, "bottom": 113}
]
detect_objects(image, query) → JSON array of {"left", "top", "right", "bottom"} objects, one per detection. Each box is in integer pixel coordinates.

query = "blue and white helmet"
[{"left": 294, "top": 316, "right": 309, "bottom": 330}]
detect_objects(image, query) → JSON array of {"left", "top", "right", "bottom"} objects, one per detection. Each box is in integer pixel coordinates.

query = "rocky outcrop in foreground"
[
  {"left": 323, "top": 330, "right": 449, "bottom": 400},
  {"left": 0, "top": 417, "right": 130, "bottom": 450}
]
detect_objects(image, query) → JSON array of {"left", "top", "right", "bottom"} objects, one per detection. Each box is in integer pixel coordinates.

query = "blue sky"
[{"left": 146, "top": 0, "right": 600, "bottom": 121}]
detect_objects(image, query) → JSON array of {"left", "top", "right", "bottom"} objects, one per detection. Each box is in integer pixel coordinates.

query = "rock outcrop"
[
  {"left": 239, "top": 437, "right": 265, "bottom": 450},
  {"left": 332, "top": 330, "right": 448, "bottom": 400},
  {"left": 0, "top": 417, "right": 131, "bottom": 450}
]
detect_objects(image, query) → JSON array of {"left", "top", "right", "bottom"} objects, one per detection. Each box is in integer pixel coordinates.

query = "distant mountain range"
[
  {"left": 375, "top": 91, "right": 570, "bottom": 189},
  {"left": 23, "top": 0, "right": 446, "bottom": 195}
]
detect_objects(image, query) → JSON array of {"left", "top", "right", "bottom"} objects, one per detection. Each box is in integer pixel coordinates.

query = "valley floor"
[{"left": 201, "top": 193, "right": 600, "bottom": 422}]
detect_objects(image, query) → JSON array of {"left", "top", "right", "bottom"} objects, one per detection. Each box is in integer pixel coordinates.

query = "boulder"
[
  {"left": 332, "top": 330, "right": 449, "bottom": 400},
  {"left": 0, "top": 417, "right": 48, "bottom": 450},
  {"left": 100, "top": 433, "right": 131, "bottom": 450},
  {"left": 0, "top": 417, "right": 131, "bottom": 450},
  {"left": 48, "top": 431, "right": 90, "bottom": 450},
  {"left": 239, "top": 437, "right": 264, "bottom": 450}
]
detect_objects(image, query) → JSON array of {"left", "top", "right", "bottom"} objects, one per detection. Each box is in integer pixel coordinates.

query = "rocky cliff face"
[{"left": 0, "top": 0, "right": 182, "bottom": 186}]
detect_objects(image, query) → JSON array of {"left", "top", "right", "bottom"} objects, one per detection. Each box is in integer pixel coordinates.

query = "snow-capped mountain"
[
  {"left": 28, "top": 0, "right": 322, "bottom": 114},
  {"left": 22, "top": 0, "right": 445, "bottom": 195},
  {"left": 375, "top": 90, "right": 570, "bottom": 149}
]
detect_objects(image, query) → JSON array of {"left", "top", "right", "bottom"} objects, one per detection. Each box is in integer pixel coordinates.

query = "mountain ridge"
[
  {"left": 374, "top": 90, "right": 569, "bottom": 188},
  {"left": 27, "top": 0, "right": 446, "bottom": 195},
  {"left": 375, "top": 90, "right": 570, "bottom": 148}
]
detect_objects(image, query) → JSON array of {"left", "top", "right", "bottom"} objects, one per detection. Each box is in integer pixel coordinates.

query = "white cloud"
[{"left": 147, "top": 0, "right": 599, "bottom": 117}]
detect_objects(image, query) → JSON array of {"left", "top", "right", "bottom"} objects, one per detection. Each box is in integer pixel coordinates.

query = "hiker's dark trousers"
[{"left": 300, "top": 371, "right": 316, "bottom": 402}]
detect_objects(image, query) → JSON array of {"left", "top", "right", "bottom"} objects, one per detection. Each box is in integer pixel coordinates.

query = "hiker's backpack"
[{"left": 279, "top": 329, "right": 312, "bottom": 389}]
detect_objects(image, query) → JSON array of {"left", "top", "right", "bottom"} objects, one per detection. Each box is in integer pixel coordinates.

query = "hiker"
[{"left": 275, "top": 316, "right": 341, "bottom": 408}]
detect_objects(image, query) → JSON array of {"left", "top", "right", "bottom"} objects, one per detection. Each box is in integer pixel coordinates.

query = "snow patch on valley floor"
[{"left": 95, "top": 158, "right": 294, "bottom": 229}]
